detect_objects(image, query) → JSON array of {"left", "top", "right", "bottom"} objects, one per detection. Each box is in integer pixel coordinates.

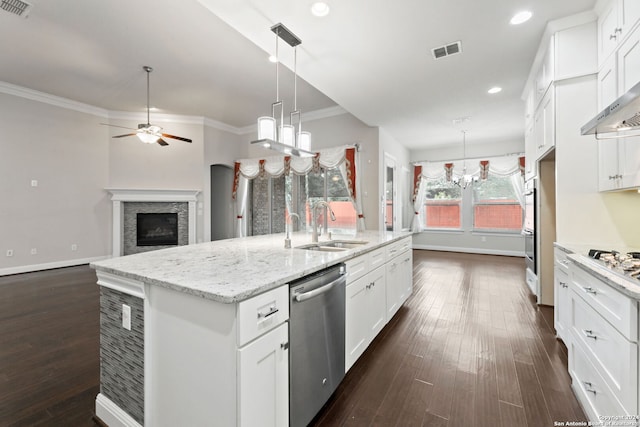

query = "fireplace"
[
  {"left": 107, "top": 189, "right": 200, "bottom": 257},
  {"left": 136, "top": 213, "right": 179, "bottom": 246}
]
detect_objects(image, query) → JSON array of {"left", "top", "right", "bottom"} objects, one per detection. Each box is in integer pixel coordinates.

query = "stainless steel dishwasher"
[{"left": 289, "top": 263, "right": 346, "bottom": 427}]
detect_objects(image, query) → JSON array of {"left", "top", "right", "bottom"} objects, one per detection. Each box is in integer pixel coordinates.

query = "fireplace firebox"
[{"left": 136, "top": 213, "right": 179, "bottom": 246}]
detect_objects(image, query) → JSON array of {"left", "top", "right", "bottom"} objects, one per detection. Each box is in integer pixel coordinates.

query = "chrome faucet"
[
  {"left": 312, "top": 201, "right": 336, "bottom": 243},
  {"left": 284, "top": 213, "right": 300, "bottom": 248}
]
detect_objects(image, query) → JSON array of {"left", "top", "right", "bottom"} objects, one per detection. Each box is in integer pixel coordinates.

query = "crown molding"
[
  {"left": 0, "top": 80, "right": 347, "bottom": 136},
  {"left": 0, "top": 81, "right": 110, "bottom": 118}
]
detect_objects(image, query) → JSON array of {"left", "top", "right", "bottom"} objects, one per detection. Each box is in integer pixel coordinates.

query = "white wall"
[
  {"left": 0, "top": 92, "right": 111, "bottom": 274},
  {"left": 410, "top": 138, "right": 526, "bottom": 256}
]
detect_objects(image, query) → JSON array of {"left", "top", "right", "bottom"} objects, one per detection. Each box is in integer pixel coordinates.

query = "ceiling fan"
[{"left": 102, "top": 66, "right": 192, "bottom": 146}]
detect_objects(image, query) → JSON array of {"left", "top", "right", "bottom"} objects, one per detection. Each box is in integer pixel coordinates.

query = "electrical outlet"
[
  {"left": 122, "top": 304, "right": 131, "bottom": 331},
  {"left": 71, "top": 244, "right": 78, "bottom": 251},
  {"left": 30, "top": 248, "right": 37, "bottom": 255},
  {"left": 6, "top": 249, "right": 13, "bottom": 257},
  {"left": 30, "top": 180, "right": 38, "bottom": 187}
]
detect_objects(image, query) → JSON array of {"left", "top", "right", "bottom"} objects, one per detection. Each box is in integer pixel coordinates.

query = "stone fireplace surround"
[{"left": 107, "top": 189, "right": 200, "bottom": 257}]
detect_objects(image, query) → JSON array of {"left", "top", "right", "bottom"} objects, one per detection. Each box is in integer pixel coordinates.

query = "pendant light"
[
  {"left": 251, "top": 23, "right": 315, "bottom": 157},
  {"left": 452, "top": 130, "right": 479, "bottom": 189}
]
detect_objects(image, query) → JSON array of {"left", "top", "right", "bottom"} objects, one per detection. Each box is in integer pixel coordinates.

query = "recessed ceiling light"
[
  {"left": 488, "top": 87, "right": 502, "bottom": 94},
  {"left": 311, "top": 2, "right": 330, "bottom": 17},
  {"left": 268, "top": 55, "right": 278, "bottom": 63},
  {"left": 510, "top": 11, "right": 532, "bottom": 25}
]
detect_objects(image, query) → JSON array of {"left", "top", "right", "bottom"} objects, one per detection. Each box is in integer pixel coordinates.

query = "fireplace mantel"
[{"left": 107, "top": 189, "right": 200, "bottom": 257}]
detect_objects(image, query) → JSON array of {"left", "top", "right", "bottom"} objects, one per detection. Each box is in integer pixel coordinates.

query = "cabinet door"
[
  {"left": 554, "top": 267, "right": 570, "bottom": 343},
  {"left": 620, "top": 0, "right": 640, "bottom": 40},
  {"left": 385, "top": 259, "right": 401, "bottom": 320},
  {"left": 599, "top": 1, "right": 620, "bottom": 63},
  {"left": 620, "top": 135, "right": 640, "bottom": 188},
  {"left": 617, "top": 24, "right": 640, "bottom": 94},
  {"left": 368, "top": 266, "right": 387, "bottom": 337},
  {"left": 238, "top": 323, "right": 288, "bottom": 427},
  {"left": 598, "top": 54, "right": 618, "bottom": 109},
  {"left": 598, "top": 140, "right": 621, "bottom": 191},
  {"left": 524, "top": 121, "right": 536, "bottom": 179},
  {"left": 345, "top": 275, "right": 370, "bottom": 371},
  {"left": 535, "top": 89, "right": 555, "bottom": 159}
]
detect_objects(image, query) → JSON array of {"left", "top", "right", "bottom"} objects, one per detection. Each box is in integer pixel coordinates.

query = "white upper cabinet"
[
  {"left": 617, "top": 24, "right": 640, "bottom": 93},
  {"left": 598, "top": 0, "right": 640, "bottom": 65},
  {"left": 534, "top": 36, "right": 555, "bottom": 109},
  {"left": 598, "top": 54, "right": 618, "bottom": 109}
]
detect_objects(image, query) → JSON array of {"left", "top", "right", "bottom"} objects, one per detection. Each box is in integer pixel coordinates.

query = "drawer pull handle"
[
  {"left": 559, "top": 281, "right": 568, "bottom": 288},
  {"left": 583, "top": 381, "right": 597, "bottom": 395},
  {"left": 258, "top": 306, "right": 279, "bottom": 319},
  {"left": 583, "top": 329, "right": 598, "bottom": 340},
  {"left": 281, "top": 342, "right": 289, "bottom": 350},
  {"left": 582, "top": 286, "right": 597, "bottom": 295}
]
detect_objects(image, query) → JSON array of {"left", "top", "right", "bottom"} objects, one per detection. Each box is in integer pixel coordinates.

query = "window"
[
  {"left": 472, "top": 175, "right": 522, "bottom": 232},
  {"left": 292, "top": 168, "right": 356, "bottom": 234},
  {"left": 424, "top": 176, "right": 462, "bottom": 229}
]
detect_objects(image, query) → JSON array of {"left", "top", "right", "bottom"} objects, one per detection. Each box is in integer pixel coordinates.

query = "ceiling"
[{"left": 0, "top": 0, "right": 596, "bottom": 150}]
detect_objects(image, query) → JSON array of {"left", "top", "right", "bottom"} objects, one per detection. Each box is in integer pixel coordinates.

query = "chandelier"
[
  {"left": 251, "top": 23, "right": 314, "bottom": 158},
  {"left": 452, "top": 130, "right": 479, "bottom": 189}
]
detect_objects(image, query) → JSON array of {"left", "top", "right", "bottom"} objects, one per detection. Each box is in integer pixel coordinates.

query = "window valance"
[{"left": 417, "top": 155, "right": 525, "bottom": 180}]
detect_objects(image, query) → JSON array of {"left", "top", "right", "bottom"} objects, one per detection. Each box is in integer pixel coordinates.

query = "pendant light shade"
[
  {"left": 258, "top": 116, "right": 276, "bottom": 141},
  {"left": 280, "top": 124, "right": 295, "bottom": 147},
  {"left": 137, "top": 133, "right": 160, "bottom": 144},
  {"left": 297, "top": 131, "right": 311, "bottom": 151}
]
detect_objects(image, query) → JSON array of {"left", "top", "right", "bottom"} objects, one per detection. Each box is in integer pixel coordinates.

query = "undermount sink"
[{"left": 296, "top": 240, "right": 369, "bottom": 252}]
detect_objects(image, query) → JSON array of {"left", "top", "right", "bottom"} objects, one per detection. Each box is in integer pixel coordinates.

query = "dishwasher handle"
[{"left": 293, "top": 275, "right": 345, "bottom": 303}]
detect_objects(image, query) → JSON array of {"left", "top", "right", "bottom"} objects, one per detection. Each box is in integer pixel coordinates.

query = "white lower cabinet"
[
  {"left": 385, "top": 249, "right": 412, "bottom": 320},
  {"left": 566, "top": 262, "right": 639, "bottom": 422},
  {"left": 238, "top": 322, "right": 289, "bottom": 427},
  {"left": 554, "top": 265, "right": 571, "bottom": 343},
  {"left": 345, "top": 265, "right": 386, "bottom": 371}
]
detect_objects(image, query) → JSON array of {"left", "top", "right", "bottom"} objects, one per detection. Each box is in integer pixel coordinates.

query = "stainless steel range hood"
[{"left": 581, "top": 79, "right": 640, "bottom": 137}]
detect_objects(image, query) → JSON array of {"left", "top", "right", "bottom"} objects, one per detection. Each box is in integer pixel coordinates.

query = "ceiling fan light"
[
  {"left": 297, "top": 131, "right": 311, "bottom": 151},
  {"left": 258, "top": 116, "right": 276, "bottom": 140},
  {"left": 510, "top": 11, "right": 532, "bottom": 25},
  {"left": 137, "top": 132, "right": 160, "bottom": 144}
]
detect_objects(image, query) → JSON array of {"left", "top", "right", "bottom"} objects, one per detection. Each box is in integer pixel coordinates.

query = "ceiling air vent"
[
  {"left": 432, "top": 41, "right": 462, "bottom": 60},
  {"left": 1, "top": 0, "right": 32, "bottom": 17}
]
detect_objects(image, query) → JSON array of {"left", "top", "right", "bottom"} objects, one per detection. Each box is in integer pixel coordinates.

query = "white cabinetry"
[
  {"left": 553, "top": 248, "right": 571, "bottom": 343},
  {"left": 617, "top": 24, "right": 640, "bottom": 93},
  {"left": 385, "top": 238, "right": 412, "bottom": 320},
  {"left": 238, "top": 322, "right": 288, "bottom": 427},
  {"left": 534, "top": 88, "right": 556, "bottom": 159},
  {"left": 345, "top": 263, "right": 386, "bottom": 371},
  {"left": 567, "top": 263, "right": 639, "bottom": 422},
  {"left": 598, "top": 0, "right": 640, "bottom": 65}
]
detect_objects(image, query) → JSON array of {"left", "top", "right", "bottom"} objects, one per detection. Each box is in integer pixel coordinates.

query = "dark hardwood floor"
[
  {"left": 312, "top": 250, "right": 586, "bottom": 427},
  {"left": 0, "top": 250, "right": 585, "bottom": 426}
]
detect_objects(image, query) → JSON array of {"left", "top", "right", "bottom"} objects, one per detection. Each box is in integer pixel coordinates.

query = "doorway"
[{"left": 210, "top": 164, "right": 235, "bottom": 241}]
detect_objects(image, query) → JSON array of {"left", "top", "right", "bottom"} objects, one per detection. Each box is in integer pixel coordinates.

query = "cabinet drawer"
[
  {"left": 570, "top": 290, "right": 638, "bottom": 412},
  {"left": 554, "top": 248, "right": 571, "bottom": 274},
  {"left": 569, "top": 338, "right": 627, "bottom": 422},
  {"left": 346, "top": 254, "right": 368, "bottom": 283},
  {"left": 237, "top": 285, "right": 289, "bottom": 347},
  {"left": 570, "top": 266, "right": 638, "bottom": 341},
  {"left": 369, "top": 248, "right": 386, "bottom": 270},
  {"left": 386, "top": 237, "right": 411, "bottom": 261}
]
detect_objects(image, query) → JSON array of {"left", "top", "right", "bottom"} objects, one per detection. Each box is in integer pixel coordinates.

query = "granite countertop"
[
  {"left": 91, "top": 230, "right": 412, "bottom": 304},
  {"left": 555, "top": 242, "right": 640, "bottom": 300}
]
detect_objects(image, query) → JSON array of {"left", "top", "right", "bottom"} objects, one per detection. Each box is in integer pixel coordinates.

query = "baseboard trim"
[
  {"left": 95, "top": 393, "right": 142, "bottom": 427},
  {"left": 412, "top": 244, "right": 524, "bottom": 258},
  {"left": 0, "top": 256, "right": 109, "bottom": 277}
]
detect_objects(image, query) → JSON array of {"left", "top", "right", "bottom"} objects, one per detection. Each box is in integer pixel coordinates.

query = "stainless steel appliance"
[
  {"left": 289, "top": 264, "right": 346, "bottom": 427},
  {"left": 523, "top": 178, "right": 537, "bottom": 296},
  {"left": 581, "top": 79, "right": 640, "bottom": 136}
]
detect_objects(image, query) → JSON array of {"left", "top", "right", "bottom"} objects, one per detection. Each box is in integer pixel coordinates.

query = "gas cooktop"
[{"left": 588, "top": 249, "right": 640, "bottom": 280}]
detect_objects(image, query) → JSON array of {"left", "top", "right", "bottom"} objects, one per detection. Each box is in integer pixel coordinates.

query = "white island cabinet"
[{"left": 91, "top": 230, "right": 413, "bottom": 427}]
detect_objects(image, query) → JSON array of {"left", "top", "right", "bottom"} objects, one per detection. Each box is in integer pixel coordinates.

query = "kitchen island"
[{"left": 91, "top": 230, "right": 413, "bottom": 427}]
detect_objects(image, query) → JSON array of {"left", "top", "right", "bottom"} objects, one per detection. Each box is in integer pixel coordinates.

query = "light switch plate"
[{"left": 122, "top": 304, "right": 131, "bottom": 331}]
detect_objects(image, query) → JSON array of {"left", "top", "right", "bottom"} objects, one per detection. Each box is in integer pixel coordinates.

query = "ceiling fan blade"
[
  {"left": 156, "top": 138, "right": 169, "bottom": 146},
  {"left": 101, "top": 123, "right": 137, "bottom": 131},
  {"left": 161, "top": 133, "right": 192, "bottom": 143},
  {"left": 112, "top": 133, "right": 138, "bottom": 138}
]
